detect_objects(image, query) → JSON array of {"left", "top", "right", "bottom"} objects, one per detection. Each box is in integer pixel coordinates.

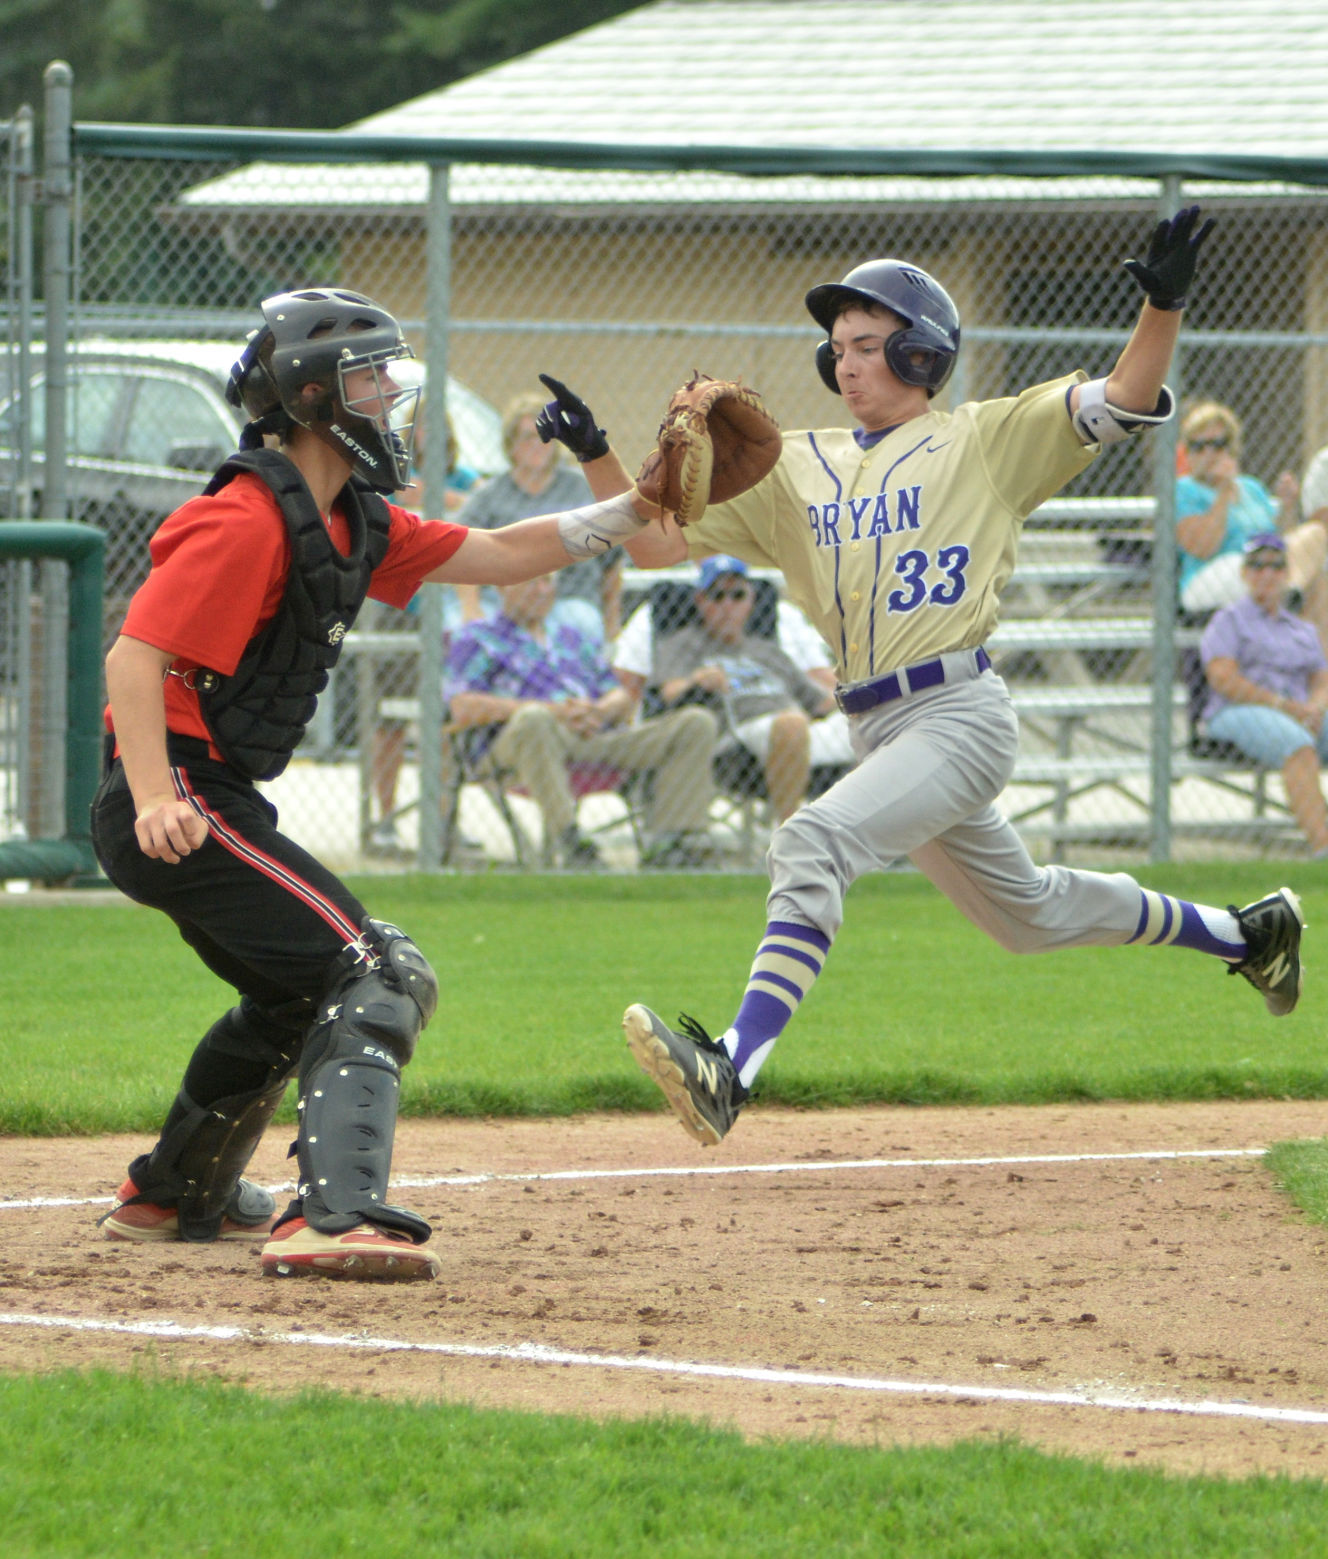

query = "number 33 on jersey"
[{"left": 686, "top": 371, "right": 1098, "bottom": 684}]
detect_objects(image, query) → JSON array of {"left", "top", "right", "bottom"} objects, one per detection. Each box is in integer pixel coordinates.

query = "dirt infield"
[{"left": 3, "top": 1100, "right": 1328, "bottom": 1481}]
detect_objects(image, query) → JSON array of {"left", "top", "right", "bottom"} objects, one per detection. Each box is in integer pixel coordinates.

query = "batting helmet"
[
  {"left": 805, "top": 260, "right": 961, "bottom": 398},
  {"left": 227, "top": 287, "right": 418, "bottom": 492}
]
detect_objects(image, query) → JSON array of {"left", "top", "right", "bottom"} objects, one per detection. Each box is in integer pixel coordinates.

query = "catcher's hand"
[
  {"left": 635, "top": 373, "right": 781, "bottom": 527},
  {"left": 535, "top": 373, "right": 609, "bottom": 463},
  {"left": 1123, "top": 205, "right": 1216, "bottom": 312}
]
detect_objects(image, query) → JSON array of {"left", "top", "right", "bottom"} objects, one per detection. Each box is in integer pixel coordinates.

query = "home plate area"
[{"left": 2, "top": 1100, "right": 1328, "bottom": 1480}]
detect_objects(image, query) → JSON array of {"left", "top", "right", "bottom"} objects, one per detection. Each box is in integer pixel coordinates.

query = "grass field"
[
  {"left": 3, "top": 863, "right": 1326, "bottom": 1135},
  {"left": 5, "top": 863, "right": 1328, "bottom": 1555},
  {"left": 4, "top": 1369, "right": 1328, "bottom": 1559}
]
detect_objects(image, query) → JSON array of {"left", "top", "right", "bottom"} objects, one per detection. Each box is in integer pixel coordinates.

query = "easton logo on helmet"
[{"left": 228, "top": 286, "right": 416, "bottom": 493}]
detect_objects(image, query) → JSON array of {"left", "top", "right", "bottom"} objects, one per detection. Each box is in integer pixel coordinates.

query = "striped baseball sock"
[
  {"left": 1127, "top": 890, "right": 1246, "bottom": 960},
  {"left": 719, "top": 919, "right": 831, "bottom": 1089}
]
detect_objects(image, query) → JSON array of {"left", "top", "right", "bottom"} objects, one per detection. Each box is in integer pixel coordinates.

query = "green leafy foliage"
[{"left": 0, "top": 0, "right": 645, "bottom": 128}]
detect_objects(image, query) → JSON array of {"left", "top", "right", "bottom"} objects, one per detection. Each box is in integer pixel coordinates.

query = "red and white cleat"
[
  {"left": 101, "top": 1178, "right": 276, "bottom": 1242},
  {"left": 259, "top": 1216, "right": 441, "bottom": 1281}
]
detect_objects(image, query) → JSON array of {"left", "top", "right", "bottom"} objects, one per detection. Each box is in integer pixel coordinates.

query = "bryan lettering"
[{"left": 806, "top": 486, "right": 922, "bottom": 547}]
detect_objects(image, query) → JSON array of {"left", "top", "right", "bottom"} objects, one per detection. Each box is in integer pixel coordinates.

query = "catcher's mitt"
[{"left": 635, "top": 373, "right": 781, "bottom": 526}]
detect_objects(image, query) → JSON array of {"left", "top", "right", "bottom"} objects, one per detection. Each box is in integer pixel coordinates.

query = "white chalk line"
[
  {"left": 2, "top": 1308, "right": 1325, "bottom": 1427},
  {"left": 0, "top": 1146, "right": 1267, "bottom": 1213},
  {"left": 1, "top": 1145, "right": 1313, "bottom": 1432}
]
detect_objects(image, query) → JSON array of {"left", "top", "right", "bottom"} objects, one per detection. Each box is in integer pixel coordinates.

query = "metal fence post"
[
  {"left": 1148, "top": 174, "right": 1184, "bottom": 863},
  {"left": 41, "top": 62, "right": 72, "bottom": 524},
  {"left": 414, "top": 161, "right": 451, "bottom": 870},
  {"left": 37, "top": 63, "right": 76, "bottom": 840},
  {"left": 9, "top": 105, "right": 36, "bottom": 837},
  {"left": 10, "top": 104, "right": 34, "bottom": 518}
]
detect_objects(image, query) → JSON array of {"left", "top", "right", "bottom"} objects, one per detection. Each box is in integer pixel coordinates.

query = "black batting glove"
[
  {"left": 1123, "top": 205, "right": 1217, "bottom": 312},
  {"left": 535, "top": 373, "right": 610, "bottom": 463}
]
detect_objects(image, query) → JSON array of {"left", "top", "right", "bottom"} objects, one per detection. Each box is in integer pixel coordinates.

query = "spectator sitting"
[
  {"left": 1177, "top": 399, "right": 1328, "bottom": 652},
  {"left": 614, "top": 569, "right": 857, "bottom": 784},
  {"left": 617, "top": 566, "right": 833, "bottom": 669},
  {"left": 1200, "top": 532, "right": 1328, "bottom": 857},
  {"left": 446, "top": 574, "right": 719, "bottom": 870},
  {"left": 614, "top": 556, "right": 840, "bottom": 823},
  {"left": 453, "top": 391, "right": 621, "bottom": 642}
]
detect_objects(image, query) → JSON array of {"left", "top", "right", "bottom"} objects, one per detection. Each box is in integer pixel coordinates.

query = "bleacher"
[
  {"left": 618, "top": 494, "right": 1294, "bottom": 856},
  {"left": 987, "top": 498, "right": 1294, "bottom": 854},
  {"left": 342, "top": 494, "right": 1298, "bottom": 864}
]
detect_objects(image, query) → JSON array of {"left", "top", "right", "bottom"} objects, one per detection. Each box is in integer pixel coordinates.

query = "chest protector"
[{"left": 194, "top": 449, "right": 391, "bottom": 780}]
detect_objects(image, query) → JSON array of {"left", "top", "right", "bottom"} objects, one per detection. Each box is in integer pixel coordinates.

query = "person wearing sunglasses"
[
  {"left": 1199, "top": 533, "right": 1328, "bottom": 856},
  {"left": 614, "top": 555, "right": 842, "bottom": 825},
  {"left": 1176, "top": 400, "right": 1328, "bottom": 652}
]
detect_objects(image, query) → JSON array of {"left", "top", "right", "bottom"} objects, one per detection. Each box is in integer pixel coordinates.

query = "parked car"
[{"left": 0, "top": 338, "right": 505, "bottom": 632}]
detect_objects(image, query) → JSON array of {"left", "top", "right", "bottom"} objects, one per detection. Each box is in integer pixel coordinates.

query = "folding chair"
[
  {"left": 440, "top": 721, "right": 645, "bottom": 868},
  {"left": 642, "top": 577, "right": 849, "bottom": 864}
]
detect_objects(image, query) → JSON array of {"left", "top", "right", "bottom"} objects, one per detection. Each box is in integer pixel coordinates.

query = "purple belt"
[{"left": 835, "top": 647, "right": 992, "bottom": 716}]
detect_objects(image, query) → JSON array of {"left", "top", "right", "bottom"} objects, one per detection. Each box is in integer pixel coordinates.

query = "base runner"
[{"left": 542, "top": 207, "right": 1305, "bottom": 1146}]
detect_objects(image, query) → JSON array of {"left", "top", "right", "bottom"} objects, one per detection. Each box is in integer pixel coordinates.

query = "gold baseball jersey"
[{"left": 685, "top": 372, "right": 1096, "bottom": 684}]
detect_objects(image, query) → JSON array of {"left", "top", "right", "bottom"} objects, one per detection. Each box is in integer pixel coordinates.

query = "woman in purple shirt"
[{"left": 1200, "top": 532, "right": 1328, "bottom": 855}]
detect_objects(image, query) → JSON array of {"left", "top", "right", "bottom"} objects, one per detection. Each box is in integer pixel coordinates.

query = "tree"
[{"left": 1, "top": 0, "right": 646, "bottom": 128}]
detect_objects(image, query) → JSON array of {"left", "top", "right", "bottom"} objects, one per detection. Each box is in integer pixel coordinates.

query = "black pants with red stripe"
[{"left": 91, "top": 736, "right": 374, "bottom": 1113}]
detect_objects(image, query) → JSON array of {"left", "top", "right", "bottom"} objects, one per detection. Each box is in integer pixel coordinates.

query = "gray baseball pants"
[{"left": 765, "top": 670, "right": 1144, "bottom": 949}]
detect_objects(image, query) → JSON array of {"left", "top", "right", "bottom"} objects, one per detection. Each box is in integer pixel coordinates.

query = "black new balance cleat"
[
  {"left": 623, "top": 1004, "right": 747, "bottom": 1145},
  {"left": 1229, "top": 887, "right": 1304, "bottom": 1017}
]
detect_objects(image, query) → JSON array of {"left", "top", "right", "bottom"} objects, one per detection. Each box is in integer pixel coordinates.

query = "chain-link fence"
[{"left": 5, "top": 72, "right": 1328, "bottom": 877}]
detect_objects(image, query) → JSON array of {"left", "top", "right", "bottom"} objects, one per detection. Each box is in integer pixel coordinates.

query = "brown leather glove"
[{"left": 635, "top": 373, "right": 781, "bottom": 526}]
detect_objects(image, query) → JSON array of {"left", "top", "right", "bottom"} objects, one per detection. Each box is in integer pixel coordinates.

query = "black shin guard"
[
  {"left": 295, "top": 920, "right": 437, "bottom": 1243},
  {"left": 121, "top": 1079, "right": 288, "bottom": 1241},
  {"left": 114, "top": 997, "right": 305, "bottom": 1241}
]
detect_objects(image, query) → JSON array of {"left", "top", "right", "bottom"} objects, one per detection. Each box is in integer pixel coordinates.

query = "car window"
[
  {"left": 121, "top": 375, "right": 237, "bottom": 470},
  {"left": 8, "top": 371, "right": 125, "bottom": 458}
]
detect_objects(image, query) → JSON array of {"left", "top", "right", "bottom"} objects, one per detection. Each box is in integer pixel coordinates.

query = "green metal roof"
[
  {"left": 361, "top": 0, "right": 1328, "bottom": 158},
  {"left": 148, "top": 0, "right": 1328, "bottom": 213}
]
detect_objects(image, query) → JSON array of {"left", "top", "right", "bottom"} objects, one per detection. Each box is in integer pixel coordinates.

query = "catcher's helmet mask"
[
  {"left": 806, "top": 259, "right": 961, "bottom": 399},
  {"left": 227, "top": 287, "right": 419, "bottom": 492}
]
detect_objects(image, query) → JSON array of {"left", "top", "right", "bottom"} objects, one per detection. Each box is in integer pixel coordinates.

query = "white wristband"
[{"left": 556, "top": 491, "right": 649, "bottom": 560}]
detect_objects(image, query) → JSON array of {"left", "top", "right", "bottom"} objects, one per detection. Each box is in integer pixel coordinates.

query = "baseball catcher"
[{"left": 93, "top": 289, "right": 662, "bottom": 1275}]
